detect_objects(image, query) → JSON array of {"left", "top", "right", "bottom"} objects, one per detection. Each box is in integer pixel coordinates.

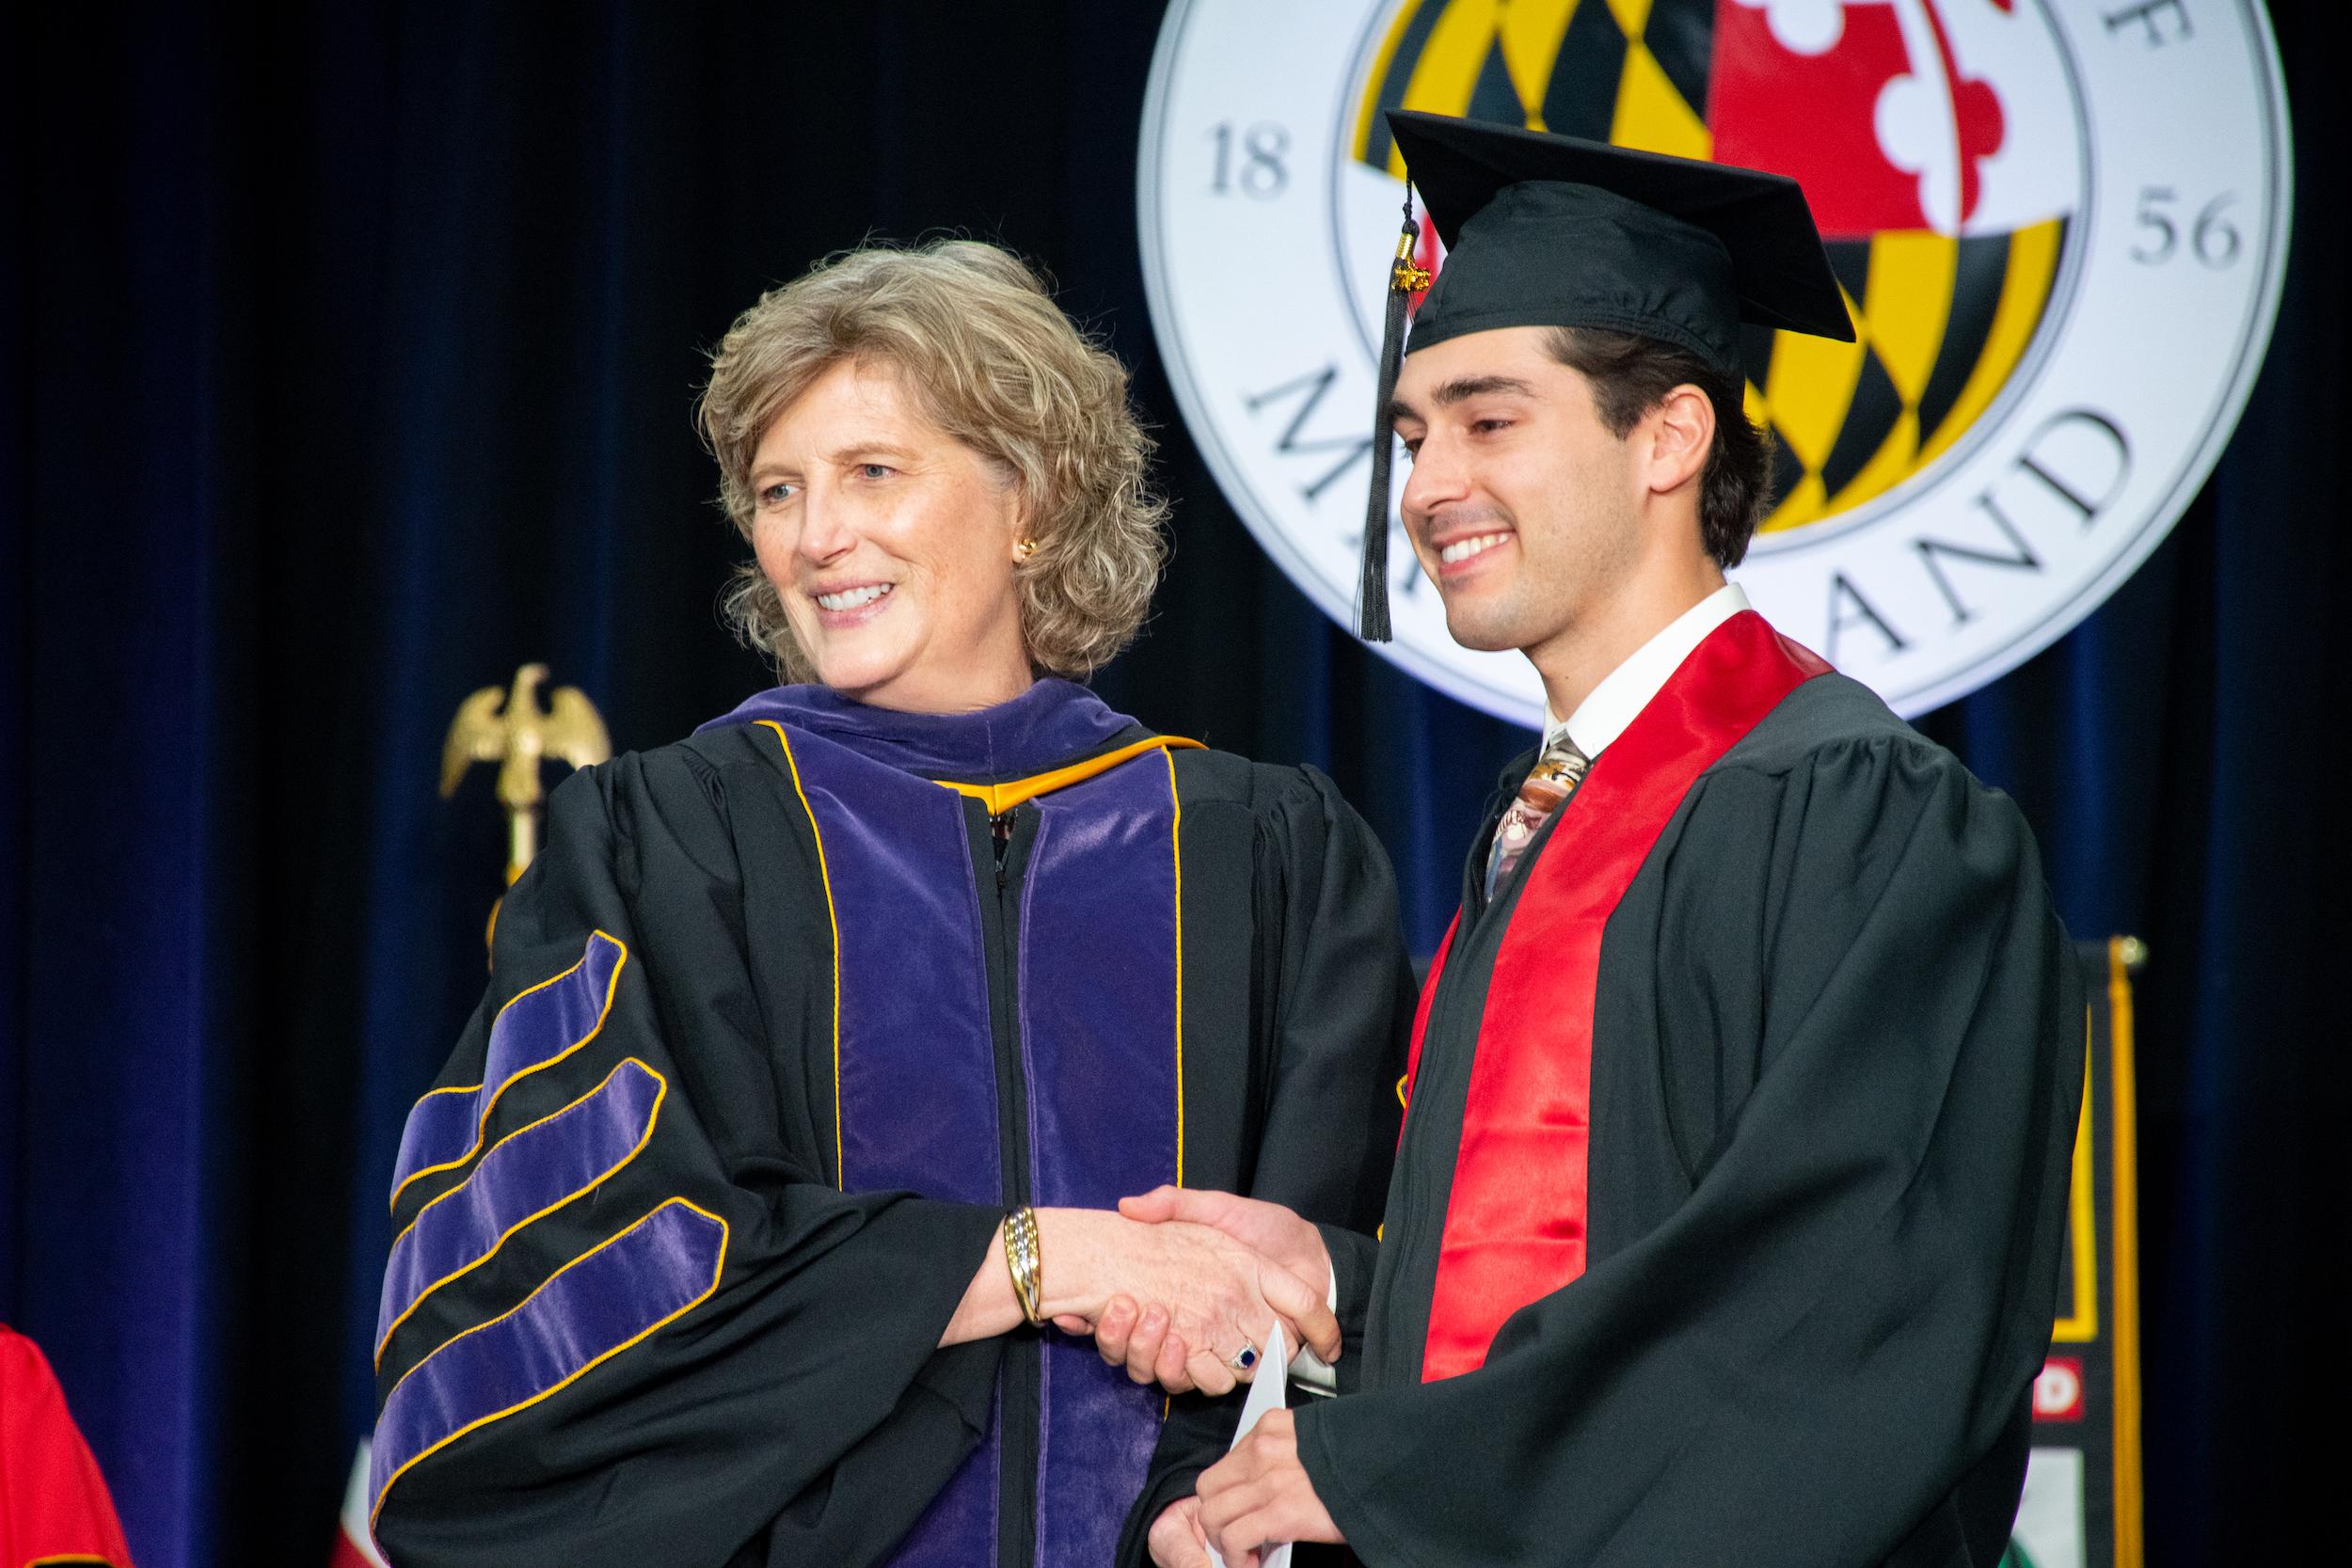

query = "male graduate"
[{"left": 1114, "top": 112, "right": 2086, "bottom": 1568}]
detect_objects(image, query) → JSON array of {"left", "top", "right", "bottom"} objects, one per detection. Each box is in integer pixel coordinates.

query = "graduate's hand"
[
  {"left": 1119, "top": 1187, "right": 1337, "bottom": 1355},
  {"left": 1147, "top": 1496, "right": 1215, "bottom": 1568},
  {"left": 1196, "top": 1409, "right": 1343, "bottom": 1566}
]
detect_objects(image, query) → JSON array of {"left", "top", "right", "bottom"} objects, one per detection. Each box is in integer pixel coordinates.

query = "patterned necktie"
[{"left": 1484, "top": 731, "right": 1592, "bottom": 903}]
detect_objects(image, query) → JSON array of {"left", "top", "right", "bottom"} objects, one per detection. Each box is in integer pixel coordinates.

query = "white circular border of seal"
[{"left": 1137, "top": 0, "right": 2293, "bottom": 723}]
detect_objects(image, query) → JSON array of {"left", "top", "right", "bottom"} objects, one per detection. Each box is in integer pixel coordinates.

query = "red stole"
[{"left": 1406, "top": 610, "right": 1830, "bottom": 1382}]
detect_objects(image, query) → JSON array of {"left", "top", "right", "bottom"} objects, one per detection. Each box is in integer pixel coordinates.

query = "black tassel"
[{"left": 1359, "top": 192, "right": 1427, "bottom": 643}]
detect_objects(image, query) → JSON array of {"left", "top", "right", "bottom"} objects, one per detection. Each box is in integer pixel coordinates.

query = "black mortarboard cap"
[{"left": 1354, "top": 111, "right": 1855, "bottom": 641}]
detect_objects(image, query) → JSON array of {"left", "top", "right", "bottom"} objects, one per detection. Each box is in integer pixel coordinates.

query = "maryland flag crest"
[
  {"left": 1351, "top": 0, "right": 2074, "bottom": 534},
  {"left": 1142, "top": 0, "right": 2289, "bottom": 721}
]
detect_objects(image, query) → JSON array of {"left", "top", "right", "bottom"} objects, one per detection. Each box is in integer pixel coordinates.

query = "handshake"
[
  {"left": 952, "top": 1187, "right": 1352, "bottom": 1565},
  {"left": 1035, "top": 1186, "right": 1337, "bottom": 1399}
]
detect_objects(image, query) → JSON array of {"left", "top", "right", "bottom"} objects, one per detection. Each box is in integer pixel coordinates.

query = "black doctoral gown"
[
  {"left": 368, "top": 680, "right": 1410, "bottom": 1568},
  {"left": 1285, "top": 640, "right": 2085, "bottom": 1568}
]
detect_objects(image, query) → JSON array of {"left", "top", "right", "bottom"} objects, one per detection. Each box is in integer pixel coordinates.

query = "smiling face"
[
  {"left": 1391, "top": 326, "right": 1649, "bottom": 660},
  {"left": 748, "top": 357, "right": 1033, "bottom": 712}
]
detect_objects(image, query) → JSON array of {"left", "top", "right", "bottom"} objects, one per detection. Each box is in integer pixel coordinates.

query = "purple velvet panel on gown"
[
  {"left": 784, "top": 728, "right": 1006, "bottom": 1568},
  {"left": 1019, "top": 757, "right": 1183, "bottom": 1568},
  {"left": 735, "top": 679, "right": 1180, "bottom": 1568}
]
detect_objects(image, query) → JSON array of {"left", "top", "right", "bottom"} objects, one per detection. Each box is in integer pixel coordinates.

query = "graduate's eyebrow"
[
  {"left": 1389, "top": 374, "right": 1538, "bottom": 425},
  {"left": 1432, "top": 374, "right": 1536, "bottom": 405}
]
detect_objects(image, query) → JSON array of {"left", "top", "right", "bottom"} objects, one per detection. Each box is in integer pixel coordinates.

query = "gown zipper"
[{"left": 969, "top": 800, "right": 1038, "bottom": 1568}]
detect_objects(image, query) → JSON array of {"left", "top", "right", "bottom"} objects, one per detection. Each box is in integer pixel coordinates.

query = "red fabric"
[
  {"left": 1397, "top": 914, "right": 1457, "bottom": 1139},
  {"left": 326, "top": 1441, "right": 388, "bottom": 1568},
  {"left": 0, "top": 1324, "right": 135, "bottom": 1567},
  {"left": 1421, "top": 613, "right": 1830, "bottom": 1382},
  {"left": 1708, "top": 0, "right": 2005, "bottom": 240}
]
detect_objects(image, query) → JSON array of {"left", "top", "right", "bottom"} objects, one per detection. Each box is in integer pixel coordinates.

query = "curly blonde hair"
[{"left": 697, "top": 240, "right": 1169, "bottom": 683}]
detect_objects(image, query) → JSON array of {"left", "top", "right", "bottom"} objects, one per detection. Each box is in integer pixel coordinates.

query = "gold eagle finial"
[{"left": 440, "top": 663, "right": 612, "bottom": 880}]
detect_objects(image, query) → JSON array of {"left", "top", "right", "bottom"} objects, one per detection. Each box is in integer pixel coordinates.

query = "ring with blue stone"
[{"left": 1228, "top": 1339, "right": 1260, "bottom": 1374}]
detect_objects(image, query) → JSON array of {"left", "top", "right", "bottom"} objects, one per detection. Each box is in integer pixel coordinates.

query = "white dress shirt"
[{"left": 1545, "top": 582, "right": 1751, "bottom": 760}]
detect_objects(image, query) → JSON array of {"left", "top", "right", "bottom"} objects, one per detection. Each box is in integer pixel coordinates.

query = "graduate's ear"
[{"left": 1638, "top": 384, "right": 1715, "bottom": 502}]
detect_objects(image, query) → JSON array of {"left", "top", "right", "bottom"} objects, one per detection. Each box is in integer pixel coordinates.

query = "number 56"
[{"left": 2131, "top": 187, "right": 2242, "bottom": 268}]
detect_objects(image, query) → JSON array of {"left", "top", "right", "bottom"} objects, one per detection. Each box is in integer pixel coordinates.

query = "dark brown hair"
[{"left": 1545, "top": 327, "right": 1775, "bottom": 567}]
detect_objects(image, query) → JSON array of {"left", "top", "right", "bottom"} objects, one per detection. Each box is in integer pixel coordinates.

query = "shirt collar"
[{"left": 1544, "top": 581, "right": 1750, "bottom": 758}]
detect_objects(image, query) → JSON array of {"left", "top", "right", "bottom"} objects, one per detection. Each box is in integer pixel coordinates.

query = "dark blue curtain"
[{"left": 3, "top": 5, "right": 2340, "bottom": 1565}]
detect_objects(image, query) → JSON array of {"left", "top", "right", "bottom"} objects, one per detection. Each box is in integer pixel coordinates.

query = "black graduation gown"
[
  {"left": 368, "top": 689, "right": 1410, "bottom": 1568},
  {"left": 1295, "top": 658, "right": 2085, "bottom": 1568}
]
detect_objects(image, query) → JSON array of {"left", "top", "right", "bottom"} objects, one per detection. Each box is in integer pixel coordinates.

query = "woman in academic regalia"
[{"left": 368, "top": 240, "right": 1411, "bottom": 1568}]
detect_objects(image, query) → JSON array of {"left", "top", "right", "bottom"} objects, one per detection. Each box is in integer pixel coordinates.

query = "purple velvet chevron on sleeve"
[
  {"left": 375, "top": 1057, "right": 666, "bottom": 1362},
  {"left": 370, "top": 1197, "right": 728, "bottom": 1527},
  {"left": 389, "top": 930, "right": 628, "bottom": 1211}
]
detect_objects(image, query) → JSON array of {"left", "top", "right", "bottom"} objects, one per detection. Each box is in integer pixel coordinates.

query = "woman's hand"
[
  {"left": 1035, "top": 1209, "right": 1336, "bottom": 1397},
  {"left": 1064, "top": 1293, "right": 1197, "bottom": 1391}
]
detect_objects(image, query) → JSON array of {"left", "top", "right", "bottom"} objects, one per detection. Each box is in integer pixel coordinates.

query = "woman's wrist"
[
  {"left": 1030, "top": 1206, "right": 1125, "bottom": 1323},
  {"left": 940, "top": 1216, "right": 1025, "bottom": 1348}
]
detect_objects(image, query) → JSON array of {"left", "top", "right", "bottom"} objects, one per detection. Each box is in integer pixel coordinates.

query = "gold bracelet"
[
  {"left": 1006, "top": 1207, "right": 1041, "bottom": 1323},
  {"left": 1003, "top": 1205, "right": 1044, "bottom": 1325}
]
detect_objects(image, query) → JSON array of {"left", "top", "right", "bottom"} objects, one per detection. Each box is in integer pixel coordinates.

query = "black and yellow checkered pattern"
[{"left": 1353, "top": 0, "right": 2064, "bottom": 531}]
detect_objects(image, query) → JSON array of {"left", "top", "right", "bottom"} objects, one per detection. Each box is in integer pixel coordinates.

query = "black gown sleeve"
[
  {"left": 1295, "top": 736, "right": 2085, "bottom": 1568},
  {"left": 1315, "top": 1223, "right": 1384, "bottom": 1367},
  {"left": 1119, "top": 767, "right": 1413, "bottom": 1566},
  {"left": 372, "top": 751, "right": 1004, "bottom": 1568}
]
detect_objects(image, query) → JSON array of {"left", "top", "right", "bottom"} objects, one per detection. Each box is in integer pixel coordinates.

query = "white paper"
[{"left": 1206, "top": 1322, "right": 1293, "bottom": 1568}]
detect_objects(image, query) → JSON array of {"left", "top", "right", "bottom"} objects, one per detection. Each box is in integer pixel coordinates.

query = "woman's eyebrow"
[{"left": 825, "top": 440, "right": 916, "bottom": 464}]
